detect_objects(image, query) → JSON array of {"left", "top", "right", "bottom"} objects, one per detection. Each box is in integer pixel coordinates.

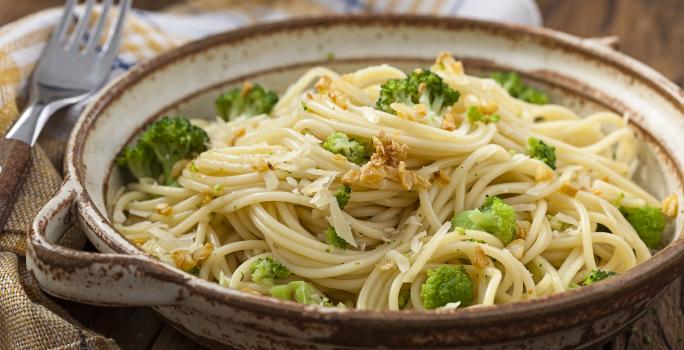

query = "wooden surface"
[{"left": 3, "top": 1, "right": 684, "bottom": 349}]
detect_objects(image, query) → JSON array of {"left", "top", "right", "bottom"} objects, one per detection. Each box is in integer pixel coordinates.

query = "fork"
[{"left": 0, "top": 0, "right": 130, "bottom": 231}]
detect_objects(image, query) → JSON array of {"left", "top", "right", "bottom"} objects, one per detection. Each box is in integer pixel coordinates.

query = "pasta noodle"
[{"left": 111, "top": 53, "right": 673, "bottom": 311}]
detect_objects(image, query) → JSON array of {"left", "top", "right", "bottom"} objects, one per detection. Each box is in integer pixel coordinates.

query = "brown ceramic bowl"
[{"left": 27, "top": 16, "right": 684, "bottom": 349}]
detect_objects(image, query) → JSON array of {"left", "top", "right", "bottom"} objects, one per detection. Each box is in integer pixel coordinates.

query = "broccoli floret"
[
  {"left": 251, "top": 257, "right": 291, "bottom": 285},
  {"left": 324, "top": 226, "right": 349, "bottom": 249},
  {"left": 322, "top": 132, "right": 371, "bottom": 166},
  {"left": 117, "top": 116, "right": 208, "bottom": 185},
  {"left": 467, "top": 106, "right": 500, "bottom": 124},
  {"left": 527, "top": 137, "right": 556, "bottom": 169},
  {"left": 620, "top": 205, "right": 665, "bottom": 249},
  {"left": 115, "top": 142, "right": 161, "bottom": 180},
  {"left": 136, "top": 116, "right": 209, "bottom": 185},
  {"left": 451, "top": 196, "right": 517, "bottom": 244},
  {"left": 335, "top": 185, "right": 352, "bottom": 209},
  {"left": 491, "top": 71, "right": 548, "bottom": 105},
  {"left": 269, "top": 280, "right": 333, "bottom": 306},
  {"left": 580, "top": 269, "right": 617, "bottom": 286},
  {"left": 376, "top": 78, "right": 413, "bottom": 114},
  {"left": 215, "top": 83, "right": 278, "bottom": 121},
  {"left": 420, "top": 265, "right": 474, "bottom": 309},
  {"left": 376, "top": 70, "right": 460, "bottom": 125}
]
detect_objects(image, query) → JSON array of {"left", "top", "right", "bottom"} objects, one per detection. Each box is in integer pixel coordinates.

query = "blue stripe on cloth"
[
  {"left": 448, "top": 0, "right": 466, "bottom": 15},
  {"left": 111, "top": 56, "right": 135, "bottom": 71},
  {"left": 341, "top": 0, "right": 366, "bottom": 12}
]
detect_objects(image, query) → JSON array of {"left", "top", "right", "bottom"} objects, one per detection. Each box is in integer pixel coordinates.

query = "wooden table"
[{"left": 2, "top": 1, "right": 683, "bottom": 349}]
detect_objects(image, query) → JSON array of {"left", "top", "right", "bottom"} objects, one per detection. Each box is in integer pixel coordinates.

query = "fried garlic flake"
[
  {"left": 473, "top": 245, "right": 490, "bottom": 269},
  {"left": 155, "top": 203, "right": 172, "bottom": 216},
  {"left": 662, "top": 193, "right": 678, "bottom": 218}
]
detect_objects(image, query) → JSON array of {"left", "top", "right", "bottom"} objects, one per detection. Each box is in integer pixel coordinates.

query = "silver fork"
[{"left": 0, "top": 0, "right": 130, "bottom": 231}]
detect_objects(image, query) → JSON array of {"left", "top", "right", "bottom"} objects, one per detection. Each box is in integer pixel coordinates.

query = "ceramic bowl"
[{"left": 27, "top": 16, "right": 684, "bottom": 349}]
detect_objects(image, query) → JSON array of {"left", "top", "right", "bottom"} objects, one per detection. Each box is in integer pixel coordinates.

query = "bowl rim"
[{"left": 66, "top": 14, "right": 684, "bottom": 324}]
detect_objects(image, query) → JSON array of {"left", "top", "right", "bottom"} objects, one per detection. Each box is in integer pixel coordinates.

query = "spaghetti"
[{"left": 111, "top": 53, "right": 674, "bottom": 311}]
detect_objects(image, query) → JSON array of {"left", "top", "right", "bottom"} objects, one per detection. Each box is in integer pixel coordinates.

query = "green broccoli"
[
  {"left": 322, "top": 132, "right": 371, "bottom": 166},
  {"left": 376, "top": 70, "right": 460, "bottom": 126},
  {"left": 467, "top": 106, "right": 500, "bottom": 124},
  {"left": 251, "top": 256, "right": 291, "bottom": 285},
  {"left": 420, "top": 265, "right": 474, "bottom": 309},
  {"left": 138, "top": 116, "right": 209, "bottom": 185},
  {"left": 491, "top": 71, "right": 548, "bottom": 105},
  {"left": 620, "top": 205, "right": 665, "bottom": 249},
  {"left": 580, "top": 269, "right": 617, "bottom": 286},
  {"left": 335, "top": 185, "right": 352, "bottom": 209},
  {"left": 451, "top": 196, "right": 517, "bottom": 245},
  {"left": 269, "top": 280, "right": 332, "bottom": 306},
  {"left": 527, "top": 137, "right": 557, "bottom": 169},
  {"left": 324, "top": 226, "right": 349, "bottom": 249},
  {"left": 115, "top": 142, "right": 161, "bottom": 180},
  {"left": 116, "top": 116, "right": 208, "bottom": 185},
  {"left": 215, "top": 83, "right": 278, "bottom": 121}
]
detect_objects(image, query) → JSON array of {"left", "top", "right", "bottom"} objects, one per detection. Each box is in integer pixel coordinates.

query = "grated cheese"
[
  {"left": 386, "top": 250, "right": 410, "bottom": 272},
  {"left": 286, "top": 176, "right": 298, "bottom": 188},
  {"left": 437, "top": 301, "right": 462, "bottom": 310},
  {"left": 410, "top": 231, "right": 427, "bottom": 253},
  {"left": 276, "top": 162, "right": 298, "bottom": 172},
  {"left": 263, "top": 170, "right": 279, "bottom": 190},
  {"left": 301, "top": 174, "right": 335, "bottom": 196},
  {"left": 328, "top": 196, "right": 357, "bottom": 247},
  {"left": 358, "top": 106, "right": 380, "bottom": 123},
  {"left": 310, "top": 190, "right": 332, "bottom": 209}
]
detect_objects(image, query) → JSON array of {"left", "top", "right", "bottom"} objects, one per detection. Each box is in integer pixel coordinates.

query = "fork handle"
[{"left": 0, "top": 138, "right": 31, "bottom": 231}]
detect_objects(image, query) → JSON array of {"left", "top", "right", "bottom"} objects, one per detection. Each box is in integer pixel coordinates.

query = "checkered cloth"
[{"left": 0, "top": 1, "right": 539, "bottom": 348}]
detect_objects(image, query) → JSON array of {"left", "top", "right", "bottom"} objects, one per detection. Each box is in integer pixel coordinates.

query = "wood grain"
[
  {"left": 5, "top": 0, "right": 682, "bottom": 349},
  {"left": 537, "top": 0, "right": 684, "bottom": 88},
  {"left": 0, "top": 138, "right": 32, "bottom": 231}
]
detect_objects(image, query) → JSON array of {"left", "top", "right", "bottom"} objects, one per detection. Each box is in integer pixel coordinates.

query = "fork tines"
[{"left": 50, "top": 0, "right": 131, "bottom": 57}]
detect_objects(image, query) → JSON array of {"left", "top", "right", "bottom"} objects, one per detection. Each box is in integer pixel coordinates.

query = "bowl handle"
[{"left": 26, "top": 179, "right": 188, "bottom": 306}]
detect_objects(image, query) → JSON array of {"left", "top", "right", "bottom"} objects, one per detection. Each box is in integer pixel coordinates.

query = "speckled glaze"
[{"left": 27, "top": 16, "right": 684, "bottom": 349}]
